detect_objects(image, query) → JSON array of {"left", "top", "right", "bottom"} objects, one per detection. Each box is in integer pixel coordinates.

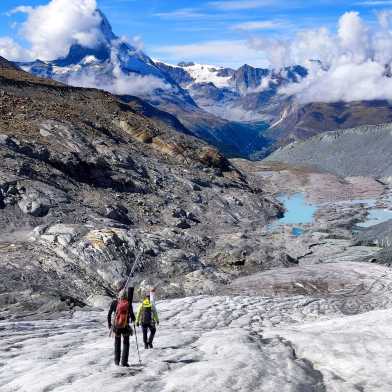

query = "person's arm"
[
  {"left": 128, "top": 301, "right": 136, "bottom": 323},
  {"left": 127, "top": 287, "right": 136, "bottom": 323},
  {"left": 107, "top": 300, "right": 116, "bottom": 329},
  {"left": 150, "top": 288, "right": 156, "bottom": 306},
  {"left": 152, "top": 304, "right": 159, "bottom": 324}
]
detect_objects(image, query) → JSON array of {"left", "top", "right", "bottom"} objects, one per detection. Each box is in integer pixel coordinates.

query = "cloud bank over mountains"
[
  {"left": 2, "top": 0, "right": 392, "bottom": 104},
  {"left": 251, "top": 11, "right": 392, "bottom": 103}
]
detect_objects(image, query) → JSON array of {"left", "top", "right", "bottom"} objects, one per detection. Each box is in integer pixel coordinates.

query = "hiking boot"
[
  {"left": 114, "top": 362, "right": 120, "bottom": 366},
  {"left": 148, "top": 342, "right": 153, "bottom": 349},
  {"left": 122, "top": 363, "right": 130, "bottom": 367}
]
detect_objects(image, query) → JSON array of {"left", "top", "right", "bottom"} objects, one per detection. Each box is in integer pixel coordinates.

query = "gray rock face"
[
  {"left": 230, "top": 64, "right": 270, "bottom": 92},
  {"left": 104, "top": 204, "right": 132, "bottom": 225},
  {"left": 265, "top": 123, "right": 392, "bottom": 177},
  {"left": 189, "top": 82, "right": 237, "bottom": 103},
  {"left": 0, "top": 56, "right": 19, "bottom": 70},
  {"left": 155, "top": 62, "right": 194, "bottom": 86}
]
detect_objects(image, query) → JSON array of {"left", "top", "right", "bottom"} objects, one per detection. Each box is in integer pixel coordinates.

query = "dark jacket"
[{"left": 107, "top": 287, "right": 136, "bottom": 329}]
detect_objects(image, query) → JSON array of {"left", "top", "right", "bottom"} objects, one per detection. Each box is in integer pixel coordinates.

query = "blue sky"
[{"left": 1, "top": 0, "right": 392, "bottom": 67}]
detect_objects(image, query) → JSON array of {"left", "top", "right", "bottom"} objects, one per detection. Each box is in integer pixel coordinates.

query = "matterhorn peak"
[
  {"left": 96, "top": 9, "right": 117, "bottom": 43},
  {"left": 52, "top": 8, "right": 119, "bottom": 67}
]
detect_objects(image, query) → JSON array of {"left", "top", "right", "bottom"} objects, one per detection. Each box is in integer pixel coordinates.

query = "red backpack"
[{"left": 114, "top": 299, "right": 129, "bottom": 329}]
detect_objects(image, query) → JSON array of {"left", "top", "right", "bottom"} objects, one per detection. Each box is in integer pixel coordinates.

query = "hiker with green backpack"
[
  {"left": 136, "top": 293, "right": 159, "bottom": 349},
  {"left": 107, "top": 280, "right": 136, "bottom": 367}
]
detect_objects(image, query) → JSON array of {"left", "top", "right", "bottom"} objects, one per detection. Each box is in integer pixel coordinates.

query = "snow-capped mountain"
[
  {"left": 156, "top": 61, "right": 307, "bottom": 122},
  {"left": 20, "top": 10, "right": 159, "bottom": 78},
  {"left": 18, "top": 10, "right": 195, "bottom": 110},
  {"left": 19, "top": 6, "right": 308, "bottom": 126},
  {"left": 177, "top": 62, "right": 234, "bottom": 88},
  {"left": 157, "top": 61, "right": 307, "bottom": 92}
]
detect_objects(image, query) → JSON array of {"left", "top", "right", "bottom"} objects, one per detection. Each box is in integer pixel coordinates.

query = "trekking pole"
[
  {"left": 109, "top": 246, "right": 144, "bottom": 338},
  {"left": 133, "top": 323, "right": 142, "bottom": 365}
]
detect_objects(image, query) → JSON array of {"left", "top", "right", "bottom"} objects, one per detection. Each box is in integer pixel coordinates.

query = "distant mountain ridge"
[
  {"left": 15, "top": 7, "right": 392, "bottom": 162},
  {"left": 156, "top": 61, "right": 307, "bottom": 122}
]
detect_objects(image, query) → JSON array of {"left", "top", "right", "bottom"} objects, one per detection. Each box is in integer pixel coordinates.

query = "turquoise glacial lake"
[{"left": 277, "top": 193, "right": 317, "bottom": 225}]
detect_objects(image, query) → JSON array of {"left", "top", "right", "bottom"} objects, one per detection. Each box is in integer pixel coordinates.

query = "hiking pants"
[
  {"left": 114, "top": 328, "right": 130, "bottom": 365},
  {"left": 142, "top": 324, "right": 156, "bottom": 346}
]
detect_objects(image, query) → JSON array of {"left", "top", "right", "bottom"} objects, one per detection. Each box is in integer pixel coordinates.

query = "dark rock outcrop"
[{"left": 0, "top": 56, "right": 19, "bottom": 70}]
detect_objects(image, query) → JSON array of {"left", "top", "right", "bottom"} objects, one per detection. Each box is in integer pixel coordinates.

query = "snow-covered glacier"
[{"left": 2, "top": 261, "right": 392, "bottom": 392}]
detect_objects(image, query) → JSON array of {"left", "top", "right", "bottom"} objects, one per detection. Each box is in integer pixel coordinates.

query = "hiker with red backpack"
[
  {"left": 107, "top": 280, "right": 136, "bottom": 367},
  {"left": 136, "top": 293, "right": 159, "bottom": 349}
]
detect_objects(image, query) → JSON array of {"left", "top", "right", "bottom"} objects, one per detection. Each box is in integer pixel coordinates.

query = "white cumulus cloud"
[
  {"left": 250, "top": 11, "right": 392, "bottom": 103},
  {"left": 1, "top": 0, "right": 104, "bottom": 61},
  {"left": 0, "top": 37, "right": 31, "bottom": 61},
  {"left": 67, "top": 70, "right": 169, "bottom": 96}
]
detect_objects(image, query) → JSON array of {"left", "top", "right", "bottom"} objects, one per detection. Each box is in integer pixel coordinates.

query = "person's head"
[
  {"left": 118, "top": 288, "right": 128, "bottom": 300},
  {"left": 144, "top": 293, "right": 150, "bottom": 301},
  {"left": 115, "top": 279, "right": 126, "bottom": 293}
]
